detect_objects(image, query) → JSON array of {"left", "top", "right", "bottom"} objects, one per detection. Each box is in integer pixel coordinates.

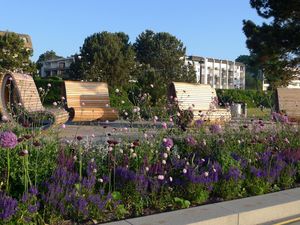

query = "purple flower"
[
  {"left": 225, "top": 167, "right": 242, "bottom": 181},
  {"left": 162, "top": 138, "right": 174, "bottom": 148},
  {"left": 186, "top": 136, "right": 197, "bottom": 146},
  {"left": 0, "top": 192, "right": 18, "bottom": 220},
  {"left": 0, "top": 131, "right": 18, "bottom": 148},
  {"left": 195, "top": 119, "right": 204, "bottom": 127},
  {"left": 209, "top": 124, "right": 222, "bottom": 134}
]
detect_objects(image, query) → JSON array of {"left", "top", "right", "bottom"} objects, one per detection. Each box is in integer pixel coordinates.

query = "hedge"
[{"left": 34, "top": 78, "right": 274, "bottom": 109}]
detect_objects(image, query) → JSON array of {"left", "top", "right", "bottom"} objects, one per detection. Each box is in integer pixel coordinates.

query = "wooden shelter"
[{"left": 276, "top": 87, "right": 300, "bottom": 121}]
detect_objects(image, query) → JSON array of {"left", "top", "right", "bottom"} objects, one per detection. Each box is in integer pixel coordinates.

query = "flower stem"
[{"left": 6, "top": 150, "right": 10, "bottom": 193}]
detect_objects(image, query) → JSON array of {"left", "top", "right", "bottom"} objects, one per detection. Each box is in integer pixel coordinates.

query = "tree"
[
  {"left": 36, "top": 50, "right": 61, "bottom": 75},
  {"left": 133, "top": 30, "right": 195, "bottom": 104},
  {"left": 243, "top": 0, "right": 300, "bottom": 90},
  {"left": 0, "top": 32, "right": 35, "bottom": 74},
  {"left": 134, "top": 30, "right": 195, "bottom": 83},
  {"left": 235, "top": 55, "right": 262, "bottom": 89},
  {"left": 69, "top": 31, "right": 135, "bottom": 87}
]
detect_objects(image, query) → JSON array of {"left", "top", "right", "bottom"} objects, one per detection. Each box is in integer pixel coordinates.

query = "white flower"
[
  {"left": 183, "top": 168, "right": 187, "bottom": 174},
  {"left": 169, "top": 177, "right": 173, "bottom": 182},
  {"left": 53, "top": 102, "right": 57, "bottom": 106},
  {"left": 124, "top": 112, "right": 128, "bottom": 116},
  {"left": 204, "top": 172, "right": 209, "bottom": 177},
  {"left": 145, "top": 167, "right": 149, "bottom": 172},
  {"left": 158, "top": 175, "right": 164, "bottom": 180},
  {"left": 150, "top": 84, "right": 154, "bottom": 88},
  {"left": 201, "top": 158, "right": 205, "bottom": 162},
  {"left": 163, "top": 138, "right": 167, "bottom": 142},
  {"left": 108, "top": 147, "right": 113, "bottom": 151},
  {"left": 38, "top": 87, "right": 43, "bottom": 91},
  {"left": 144, "top": 133, "right": 148, "bottom": 138},
  {"left": 132, "top": 152, "right": 137, "bottom": 158},
  {"left": 121, "top": 100, "right": 125, "bottom": 104},
  {"left": 93, "top": 169, "right": 97, "bottom": 173},
  {"left": 119, "top": 149, "right": 124, "bottom": 154},
  {"left": 169, "top": 117, "right": 173, "bottom": 122},
  {"left": 91, "top": 134, "right": 95, "bottom": 138},
  {"left": 186, "top": 161, "right": 190, "bottom": 166},
  {"left": 115, "top": 88, "right": 120, "bottom": 93},
  {"left": 162, "top": 160, "right": 166, "bottom": 165},
  {"left": 163, "top": 153, "right": 168, "bottom": 158},
  {"left": 98, "top": 178, "right": 103, "bottom": 183},
  {"left": 91, "top": 158, "right": 95, "bottom": 162},
  {"left": 61, "top": 96, "right": 65, "bottom": 100},
  {"left": 213, "top": 168, "right": 217, "bottom": 173},
  {"left": 130, "top": 148, "right": 134, "bottom": 153},
  {"left": 177, "top": 112, "right": 181, "bottom": 116},
  {"left": 166, "top": 147, "right": 170, "bottom": 152},
  {"left": 18, "top": 103, "right": 22, "bottom": 106},
  {"left": 61, "top": 124, "right": 66, "bottom": 129},
  {"left": 47, "top": 83, "right": 51, "bottom": 87},
  {"left": 73, "top": 156, "right": 77, "bottom": 161},
  {"left": 133, "top": 108, "right": 138, "bottom": 113},
  {"left": 1, "top": 115, "right": 8, "bottom": 122},
  {"left": 154, "top": 116, "right": 158, "bottom": 120}
]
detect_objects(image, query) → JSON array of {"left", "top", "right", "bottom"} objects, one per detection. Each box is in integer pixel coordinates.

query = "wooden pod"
[
  {"left": 64, "top": 81, "right": 118, "bottom": 122},
  {"left": 168, "top": 82, "right": 231, "bottom": 122},
  {"left": 277, "top": 88, "right": 300, "bottom": 121},
  {"left": 0, "top": 72, "right": 69, "bottom": 127}
]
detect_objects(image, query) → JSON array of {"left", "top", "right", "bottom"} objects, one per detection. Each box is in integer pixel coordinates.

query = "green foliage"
[
  {"left": 34, "top": 78, "right": 64, "bottom": 104},
  {"left": 216, "top": 89, "right": 273, "bottom": 108},
  {"left": 174, "top": 197, "right": 191, "bottom": 209},
  {"left": 243, "top": 0, "right": 300, "bottom": 90},
  {"left": 213, "top": 179, "right": 243, "bottom": 201},
  {"left": 133, "top": 30, "right": 196, "bottom": 105},
  {"left": 69, "top": 31, "right": 135, "bottom": 87},
  {"left": 0, "top": 32, "right": 36, "bottom": 74}
]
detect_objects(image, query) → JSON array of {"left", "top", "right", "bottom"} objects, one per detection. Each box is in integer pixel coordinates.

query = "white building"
[
  {"left": 185, "top": 56, "right": 245, "bottom": 89},
  {"left": 40, "top": 57, "right": 74, "bottom": 78}
]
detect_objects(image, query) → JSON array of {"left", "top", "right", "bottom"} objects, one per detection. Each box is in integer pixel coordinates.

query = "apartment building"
[
  {"left": 40, "top": 57, "right": 74, "bottom": 78},
  {"left": 185, "top": 56, "right": 245, "bottom": 89}
]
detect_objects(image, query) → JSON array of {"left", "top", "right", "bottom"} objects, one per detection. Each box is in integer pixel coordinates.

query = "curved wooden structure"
[
  {"left": 0, "top": 72, "right": 69, "bottom": 127},
  {"left": 168, "top": 82, "right": 231, "bottom": 122},
  {"left": 64, "top": 81, "right": 118, "bottom": 122},
  {"left": 276, "top": 87, "right": 300, "bottom": 121}
]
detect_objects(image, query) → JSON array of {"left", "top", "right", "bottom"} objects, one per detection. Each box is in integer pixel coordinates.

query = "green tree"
[
  {"left": 134, "top": 30, "right": 195, "bottom": 83},
  {"left": 243, "top": 0, "right": 300, "bottom": 90},
  {"left": 0, "top": 32, "right": 35, "bottom": 74},
  {"left": 36, "top": 50, "right": 61, "bottom": 75},
  {"left": 235, "top": 55, "right": 262, "bottom": 90},
  {"left": 133, "top": 30, "right": 195, "bottom": 104},
  {"left": 69, "top": 31, "right": 135, "bottom": 87}
]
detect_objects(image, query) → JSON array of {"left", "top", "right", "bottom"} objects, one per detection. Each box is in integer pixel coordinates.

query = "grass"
[{"left": 247, "top": 107, "right": 271, "bottom": 119}]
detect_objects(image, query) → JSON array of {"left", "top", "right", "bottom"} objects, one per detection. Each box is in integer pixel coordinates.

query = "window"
[{"left": 59, "top": 62, "right": 65, "bottom": 69}]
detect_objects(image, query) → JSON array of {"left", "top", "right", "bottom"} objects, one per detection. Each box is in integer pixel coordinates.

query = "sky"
[{"left": 1, "top": 0, "right": 265, "bottom": 62}]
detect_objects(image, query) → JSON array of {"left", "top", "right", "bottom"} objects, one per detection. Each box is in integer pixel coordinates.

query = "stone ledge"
[{"left": 101, "top": 188, "right": 300, "bottom": 225}]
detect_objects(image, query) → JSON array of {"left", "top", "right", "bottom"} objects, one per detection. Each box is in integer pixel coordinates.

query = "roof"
[{"left": 0, "top": 31, "right": 33, "bottom": 49}]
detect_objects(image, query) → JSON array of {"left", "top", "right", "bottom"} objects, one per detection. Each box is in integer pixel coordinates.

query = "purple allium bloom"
[
  {"left": 186, "top": 136, "right": 197, "bottom": 146},
  {"left": 209, "top": 124, "right": 222, "bottom": 134},
  {"left": 0, "top": 192, "right": 18, "bottom": 220},
  {"left": 195, "top": 119, "right": 204, "bottom": 127},
  {"left": 162, "top": 138, "right": 174, "bottom": 148},
  {"left": 0, "top": 131, "right": 18, "bottom": 148}
]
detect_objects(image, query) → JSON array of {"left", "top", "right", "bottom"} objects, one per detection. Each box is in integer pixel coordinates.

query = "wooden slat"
[
  {"left": 277, "top": 88, "right": 300, "bottom": 121},
  {"left": 169, "top": 82, "right": 231, "bottom": 122},
  {"left": 64, "top": 81, "right": 118, "bottom": 122}
]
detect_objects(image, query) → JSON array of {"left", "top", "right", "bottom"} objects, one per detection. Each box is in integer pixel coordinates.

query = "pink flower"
[
  {"left": 162, "top": 122, "right": 167, "bottom": 129},
  {"left": 158, "top": 175, "right": 164, "bottom": 180},
  {"left": 0, "top": 131, "right": 18, "bottom": 148}
]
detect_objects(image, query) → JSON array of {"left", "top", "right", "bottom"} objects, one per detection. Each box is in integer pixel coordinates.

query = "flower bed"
[{"left": 0, "top": 115, "right": 300, "bottom": 224}]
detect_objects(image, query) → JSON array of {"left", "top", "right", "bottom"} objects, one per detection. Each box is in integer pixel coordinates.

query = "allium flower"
[
  {"left": 1, "top": 116, "right": 8, "bottom": 122},
  {"left": 204, "top": 172, "right": 209, "bottom": 177},
  {"left": 162, "top": 160, "right": 166, "bottom": 165},
  {"left": 162, "top": 138, "right": 174, "bottom": 149},
  {"left": 162, "top": 122, "right": 167, "bottom": 129},
  {"left": 145, "top": 167, "right": 149, "bottom": 172},
  {"left": 115, "top": 88, "right": 120, "bottom": 93},
  {"left": 183, "top": 168, "right": 187, "bottom": 174},
  {"left": 186, "top": 136, "right": 197, "bottom": 146},
  {"left": 121, "top": 100, "right": 125, "bottom": 104},
  {"left": 47, "top": 83, "right": 51, "bottom": 87},
  {"left": 19, "top": 149, "right": 28, "bottom": 157},
  {"left": 158, "top": 175, "right": 164, "bottom": 180},
  {"left": 209, "top": 124, "right": 222, "bottom": 134},
  {"left": 195, "top": 119, "right": 204, "bottom": 127},
  {"left": 169, "top": 177, "right": 173, "bottom": 182},
  {"left": 0, "top": 131, "right": 18, "bottom": 148},
  {"left": 53, "top": 102, "right": 57, "bottom": 106},
  {"left": 163, "top": 153, "right": 168, "bottom": 159}
]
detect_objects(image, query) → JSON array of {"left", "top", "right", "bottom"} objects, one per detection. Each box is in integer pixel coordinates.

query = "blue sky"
[{"left": 1, "top": 0, "right": 264, "bottom": 61}]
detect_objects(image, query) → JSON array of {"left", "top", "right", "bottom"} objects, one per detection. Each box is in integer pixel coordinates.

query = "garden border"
[{"left": 102, "top": 187, "right": 300, "bottom": 225}]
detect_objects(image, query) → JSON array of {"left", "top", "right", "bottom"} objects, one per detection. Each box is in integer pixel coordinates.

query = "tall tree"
[
  {"left": 134, "top": 30, "right": 195, "bottom": 83},
  {"left": 235, "top": 55, "right": 262, "bottom": 89},
  {"left": 69, "top": 31, "right": 135, "bottom": 87},
  {"left": 243, "top": 0, "right": 300, "bottom": 90},
  {"left": 36, "top": 50, "right": 61, "bottom": 74},
  {"left": 133, "top": 30, "right": 195, "bottom": 104},
  {"left": 0, "top": 32, "right": 35, "bottom": 74}
]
